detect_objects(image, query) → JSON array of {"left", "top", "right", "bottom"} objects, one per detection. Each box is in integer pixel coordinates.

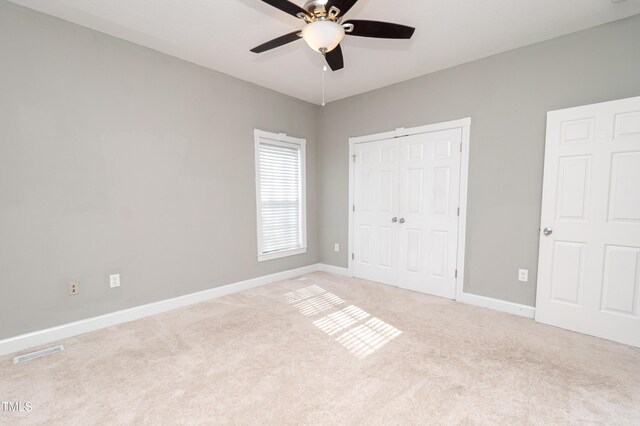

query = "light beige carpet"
[{"left": 1, "top": 272, "right": 639, "bottom": 425}]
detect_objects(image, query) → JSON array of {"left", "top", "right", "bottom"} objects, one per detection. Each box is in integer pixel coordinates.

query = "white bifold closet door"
[
  {"left": 536, "top": 96, "right": 640, "bottom": 348},
  {"left": 353, "top": 128, "right": 462, "bottom": 298}
]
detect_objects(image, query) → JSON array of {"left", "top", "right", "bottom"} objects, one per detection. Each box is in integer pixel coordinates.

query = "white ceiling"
[{"left": 8, "top": 0, "right": 640, "bottom": 104}]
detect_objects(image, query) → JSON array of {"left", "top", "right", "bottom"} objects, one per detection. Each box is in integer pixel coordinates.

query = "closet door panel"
[
  {"left": 398, "top": 129, "right": 462, "bottom": 298},
  {"left": 353, "top": 139, "right": 400, "bottom": 285}
]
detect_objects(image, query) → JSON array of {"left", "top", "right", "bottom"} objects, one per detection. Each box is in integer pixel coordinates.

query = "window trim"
[{"left": 254, "top": 129, "right": 307, "bottom": 262}]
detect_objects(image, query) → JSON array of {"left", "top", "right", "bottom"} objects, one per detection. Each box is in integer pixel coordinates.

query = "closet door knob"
[
  {"left": 392, "top": 217, "right": 398, "bottom": 223},
  {"left": 399, "top": 218, "right": 405, "bottom": 224}
]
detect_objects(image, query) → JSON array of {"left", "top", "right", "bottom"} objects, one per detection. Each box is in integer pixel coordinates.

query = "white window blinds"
[{"left": 255, "top": 131, "right": 307, "bottom": 261}]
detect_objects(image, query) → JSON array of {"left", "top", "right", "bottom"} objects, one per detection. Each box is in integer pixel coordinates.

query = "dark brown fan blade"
[
  {"left": 325, "top": 0, "right": 359, "bottom": 17},
  {"left": 325, "top": 44, "right": 344, "bottom": 71},
  {"left": 259, "top": 0, "right": 311, "bottom": 19},
  {"left": 344, "top": 20, "right": 415, "bottom": 39},
  {"left": 250, "top": 31, "right": 301, "bottom": 53}
]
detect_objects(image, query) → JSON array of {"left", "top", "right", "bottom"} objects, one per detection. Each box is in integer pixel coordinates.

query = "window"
[{"left": 254, "top": 130, "right": 307, "bottom": 261}]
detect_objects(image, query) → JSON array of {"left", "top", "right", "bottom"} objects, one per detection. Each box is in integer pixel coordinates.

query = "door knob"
[
  {"left": 392, "top": 217, "right": 398, "bottom": 223},
  {"left": 399, "top": 218, "right": 405, "bottom": 224},
  {"left": 543, "top": 227, "right": 553, "bottom": 236}
]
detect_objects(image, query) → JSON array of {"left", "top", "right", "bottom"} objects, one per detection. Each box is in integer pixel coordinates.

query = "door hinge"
[
  {"left": 353, "top": 205, "right": 355, "bottom": 212},
  {"left": 455, "top": 269, "right": 458, "bottom": 278},
  {"left": 352, "top": 253, "right": 354, "bottom": 260},
  {"left": 460, "top": 142, "right": 462, "bottom": 152},
  {"left": 352, "top": 154, "right": 356, "bottom": 163},
  {"left": 457, "top": 207, "right": 460, "bottom": 216}
]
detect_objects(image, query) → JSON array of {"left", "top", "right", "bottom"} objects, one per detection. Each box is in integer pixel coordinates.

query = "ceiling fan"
[{"left": 250, "top": 0, "right": 415, "bottom": 71}]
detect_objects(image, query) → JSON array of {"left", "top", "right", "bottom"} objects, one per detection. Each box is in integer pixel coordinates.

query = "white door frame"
[{"left": 348, "top": 117, "right": 472, "bottom": 302}]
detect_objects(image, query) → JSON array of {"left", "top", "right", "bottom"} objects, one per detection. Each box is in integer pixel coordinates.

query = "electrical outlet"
[
  {"left": 334, "top": 243, "right": 340, "bottom": 252},
  {"left": 109, "top": 274, "right": 121, "bottom": 288},
  {"left": 68, "top": 281, "right": 79, "bottom": 296},
  {"left": 518, "top": 269, "right": 529, "bottom": 282}
]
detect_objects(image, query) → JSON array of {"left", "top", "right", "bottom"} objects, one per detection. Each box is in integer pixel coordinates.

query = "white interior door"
[
  {"left": 353, "top": 139, "right": 400, "bottom": 285},
  {"left": 536, "top": 96, "right": 640, "bottom": 348},
  {"left": 352, "top": 128, "right": 462, "bottom": 299}
]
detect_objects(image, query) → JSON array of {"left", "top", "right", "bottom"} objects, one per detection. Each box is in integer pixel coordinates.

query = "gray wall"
[
  {"left": 0, "top": 1, "right": 318, "bottom": 338},
  {"left": 318, "top": 14, "right": 640, "bottom": 306}
]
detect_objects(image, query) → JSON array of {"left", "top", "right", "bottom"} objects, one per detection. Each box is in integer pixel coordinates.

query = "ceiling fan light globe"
[{"left": 302, "top": 20, "right": 345, "bottom": 53}]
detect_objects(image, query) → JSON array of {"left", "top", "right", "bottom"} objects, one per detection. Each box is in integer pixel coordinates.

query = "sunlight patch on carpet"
[
  {"left": 294, "top": 292, "right": 346, "bottom": 316},
  {"left": 283, "top": 283, "right": 402, "bottom": 359},
  {"left": 313, "top": 305, "right": 370, "bottom": 336},
  {"left": 282, "top": 285, "right": 326, "bottom": 304},
  {"left": 336, "top": 318, "right": 402, "bottom": 359}
]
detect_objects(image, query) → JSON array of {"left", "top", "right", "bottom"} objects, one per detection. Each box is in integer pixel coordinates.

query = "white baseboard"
[
  {"left": 462, "top": 292, "right": 535, "bottom": 319},
  {"left": 318, "top": 263, "right": 351, "bottom": 277},
  {"left": 1, "top": 266, "right": 535, "bottom": 357},
  {"left": 0, "top": 264, "right": 321, "bottom": 357}
]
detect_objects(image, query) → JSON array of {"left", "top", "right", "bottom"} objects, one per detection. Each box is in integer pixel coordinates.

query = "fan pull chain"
[{"left": 322, "top": 65, "right": 327, "bottom": 106}]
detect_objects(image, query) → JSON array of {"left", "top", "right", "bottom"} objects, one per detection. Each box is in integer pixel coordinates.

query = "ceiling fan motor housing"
[{"left": 304, "top": 1, "right": 330, "bottom": 17}]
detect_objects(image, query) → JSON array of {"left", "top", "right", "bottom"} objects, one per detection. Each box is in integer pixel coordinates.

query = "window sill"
[{"left": 258, "top": 247, "right": 307, "bottom": 262}]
